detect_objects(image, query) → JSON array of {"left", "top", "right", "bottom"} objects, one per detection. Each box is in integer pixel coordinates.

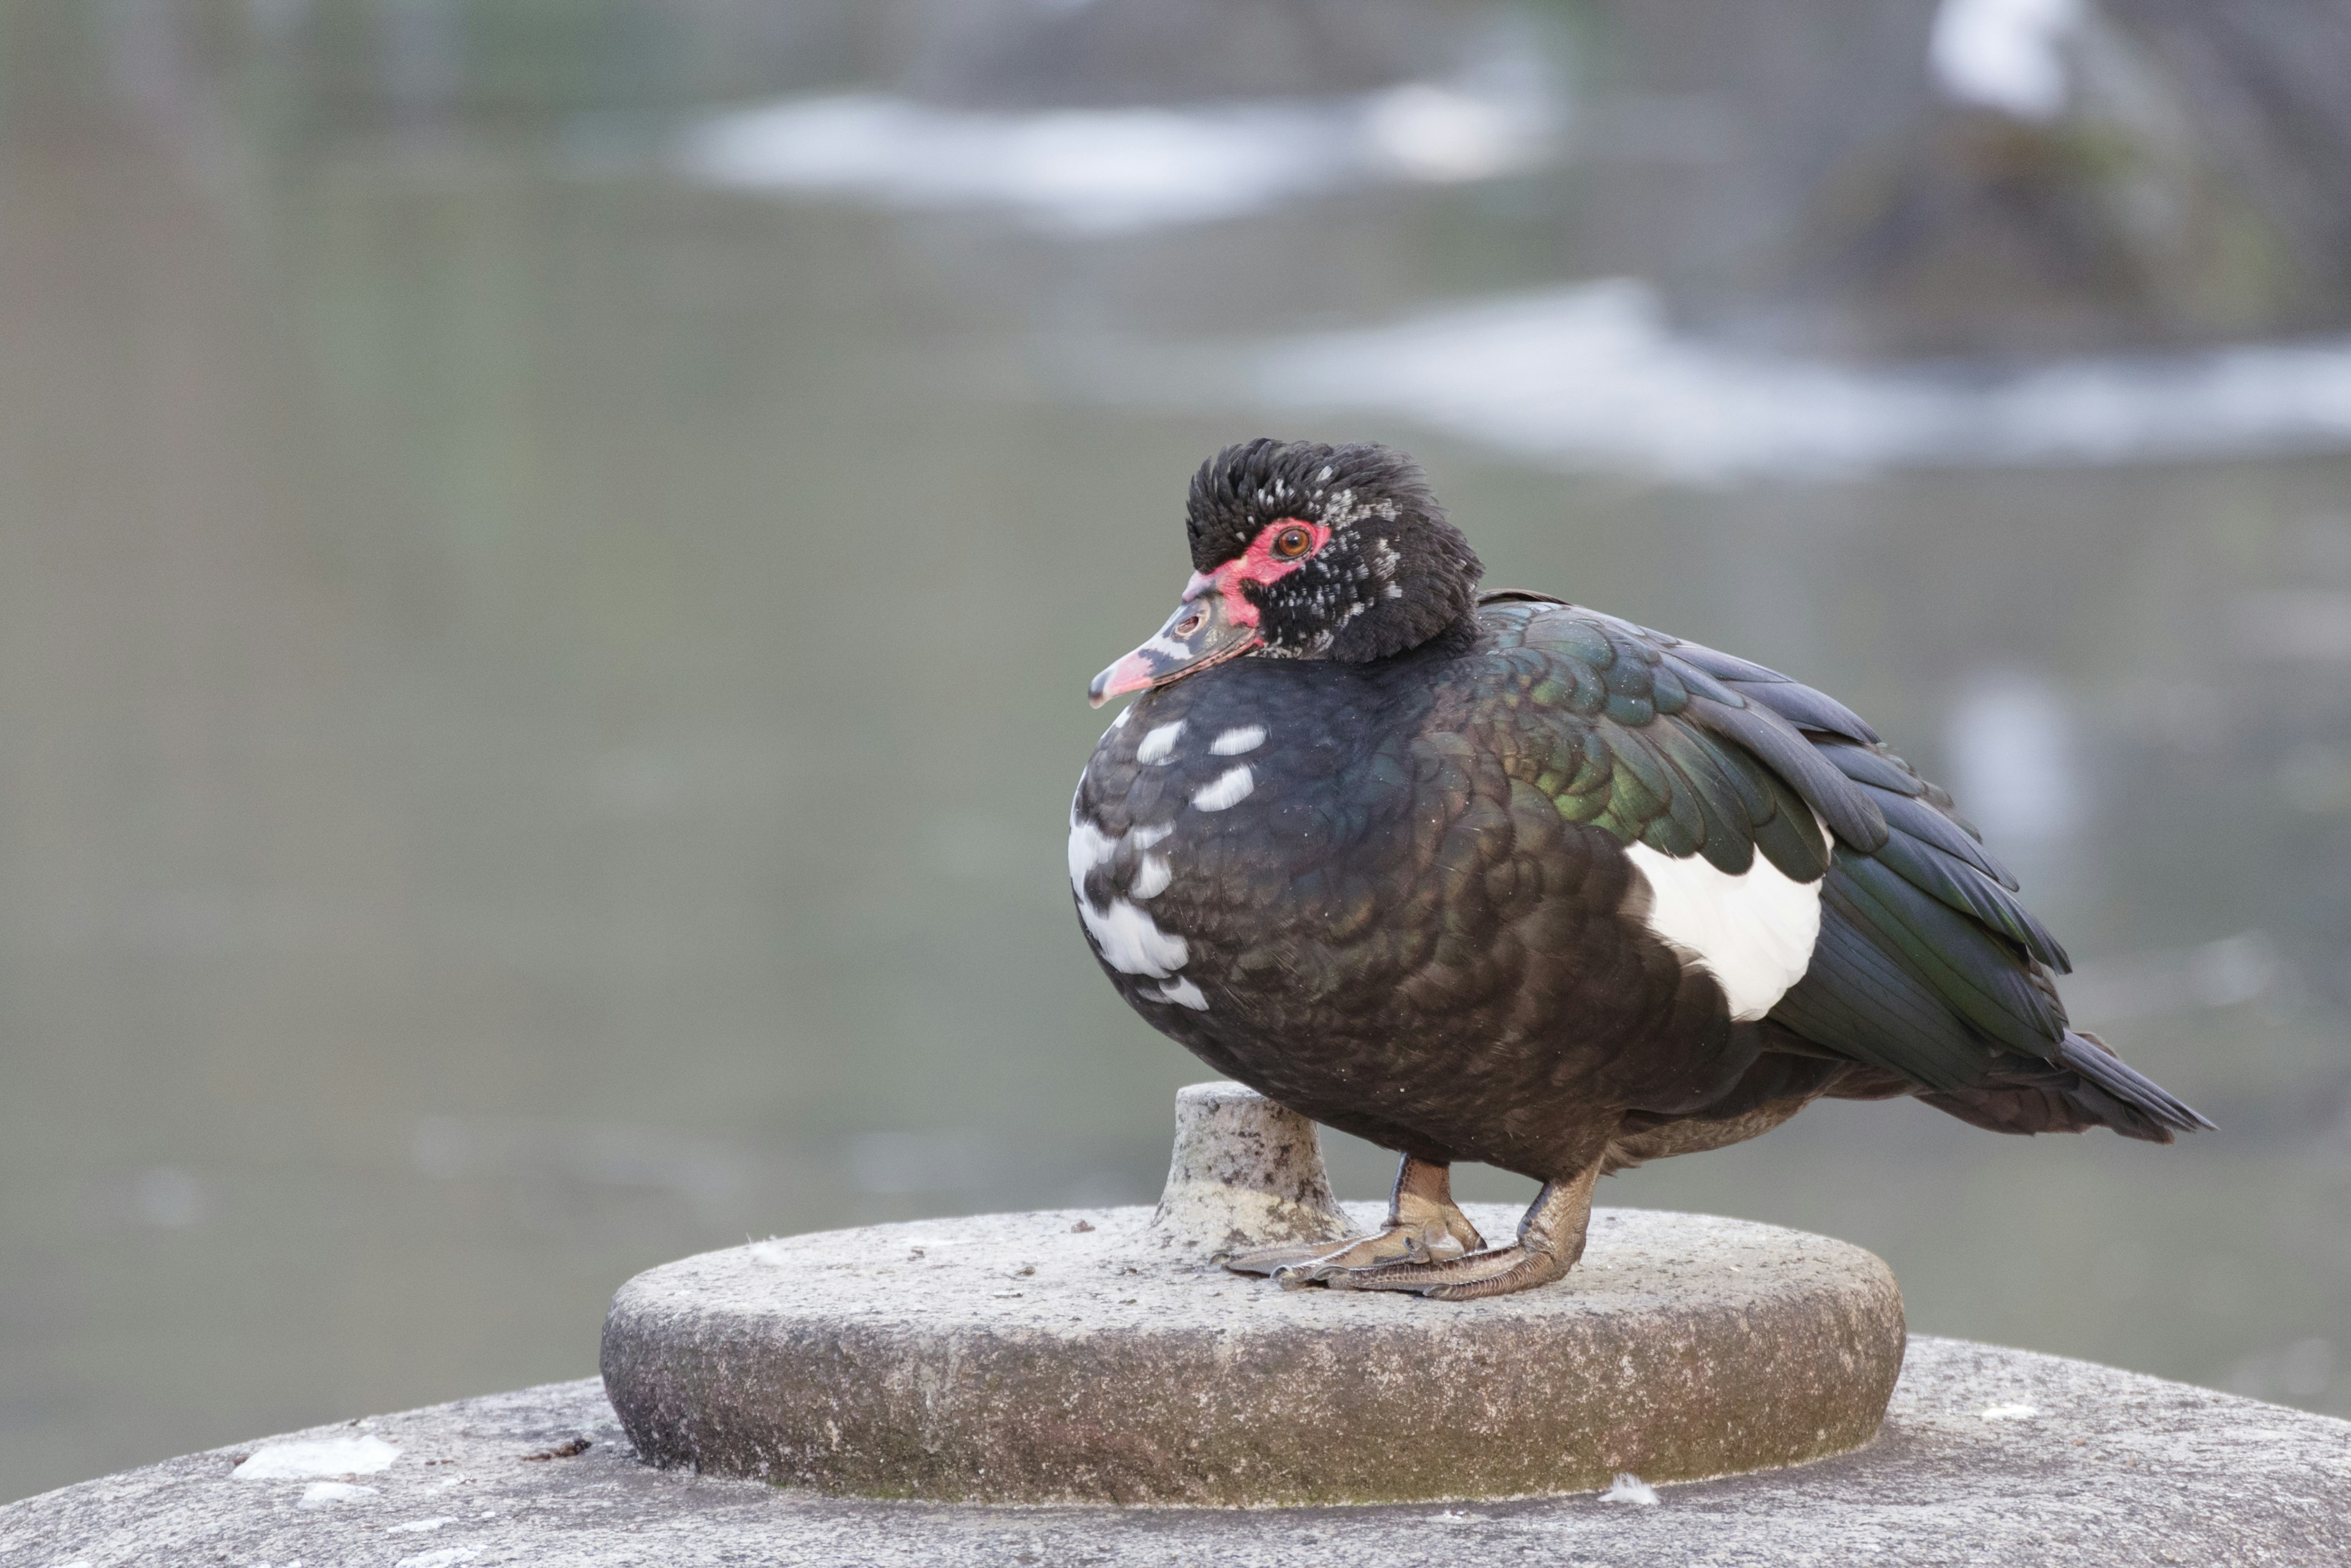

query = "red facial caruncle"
[{"left": 1185, "top": 518, "right": 1333, "bottom": 625}]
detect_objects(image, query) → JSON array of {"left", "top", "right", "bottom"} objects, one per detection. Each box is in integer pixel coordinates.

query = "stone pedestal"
[
  {"left": 6, "top": 1083, "right": 2346, "bottom": 1559},
  {"left": 596, "top": 1083, "right": 1907, "bottom": 1504},
  {"left": 11, "top": 1340, "right": 2349, "bottom": 1565}
]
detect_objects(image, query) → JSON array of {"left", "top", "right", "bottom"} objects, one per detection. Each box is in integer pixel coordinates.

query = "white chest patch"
[
  {"left": 1209, "top": 724, "right": 1265, "bottom": 756},
  {"left": 1137, "top": 721, "right": 1185, "bottom": 764},
  {"left": 1622, "top": 841, "right": 1823, "bottom": 1021},
  {"left": 1067, "top": 811, "right": 1194, "bottom": 988},
  {"left": 1130, "top": 852, "right": 1173, "bottom": 899},
  {"left": 1150, "top": 977, "right": 1209, "bottom": 1010},
  {"left": 1191, "top": 764, "right": 1255, "bottom": 812}
]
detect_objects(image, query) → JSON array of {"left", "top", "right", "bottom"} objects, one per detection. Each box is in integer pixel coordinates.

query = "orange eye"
[{"left": 1272, "top": 526, "right": 1314, "bottom": 559}]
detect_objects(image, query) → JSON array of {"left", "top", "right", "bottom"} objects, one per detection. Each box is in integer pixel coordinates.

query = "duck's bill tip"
[
  {"left": 1085, "top": 590, "right": 1258, "bottom": 707},
  {"left": 1087, "top": 658, "right": 1149, "bottom": 708}
]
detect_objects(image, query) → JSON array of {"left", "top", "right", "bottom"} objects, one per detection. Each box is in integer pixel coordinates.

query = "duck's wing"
[
  {"left": 1485, "top": 595, "right": 2209, "bottom": 1141},
  {"left": 1477, "top": 595, "right": 1854, "bottom": 886}
]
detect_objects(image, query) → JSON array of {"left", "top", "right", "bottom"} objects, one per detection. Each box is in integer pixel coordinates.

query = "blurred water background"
[{"left": 5, "top": 0, "right": 2351, "bottom": 1502}]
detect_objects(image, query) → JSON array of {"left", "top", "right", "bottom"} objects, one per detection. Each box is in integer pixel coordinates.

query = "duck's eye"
[{"left": 1272, "top": 525, "right": 1314, "bottom": 559}]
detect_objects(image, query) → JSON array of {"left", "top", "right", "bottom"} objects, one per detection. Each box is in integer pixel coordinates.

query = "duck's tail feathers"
[{"left": 1916, "top": 1031, "right": 2211, "bottom": 1144}]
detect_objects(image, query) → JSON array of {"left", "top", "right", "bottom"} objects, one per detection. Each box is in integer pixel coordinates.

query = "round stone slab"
[{"left": 601, "top": 1203, "right": 1904, "bottom": 1506}]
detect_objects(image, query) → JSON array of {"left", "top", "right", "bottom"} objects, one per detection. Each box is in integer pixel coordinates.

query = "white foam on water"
[
  {"left": 1248, "top": 279, "right": 2351, "bottom": 483},
  {"left": 676, "top": 61, "right": 1558, "bottom": 235},
  {"left": 1931, "top": 0, "right": 2081, "bottom": 121}
]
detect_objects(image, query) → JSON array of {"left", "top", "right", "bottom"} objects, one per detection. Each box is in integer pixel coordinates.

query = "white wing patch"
[
  {"left": 1191, "top": 765, "right": 1254, "bottom": 812},
  {"left": 1622, "top": 841, "right": 1823, "bottom": 1021}
]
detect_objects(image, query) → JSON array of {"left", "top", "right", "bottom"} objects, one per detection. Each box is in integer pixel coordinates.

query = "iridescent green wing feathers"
[
  {"left": 1474, "top": 595, "right": 2121, "bottom": 1100},
  {"left": 1475, "top": 597, "right": 1835, "bottom": 884}
]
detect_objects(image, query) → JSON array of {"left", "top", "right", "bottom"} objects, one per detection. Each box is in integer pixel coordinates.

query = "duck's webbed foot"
[
  {"left": 1324, "top": 1163, "right": 1601, "bottom": 1301},
  {"left": 1218, "top": 1157, "right": 1484, "bottom": 1288}
]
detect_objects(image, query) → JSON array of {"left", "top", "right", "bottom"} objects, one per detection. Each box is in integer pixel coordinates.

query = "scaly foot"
[
  {"left": 1218, "top": 1157, "right": 1483, "bottom": 1288},
  {"left": 1324, "top": 1163, "right": 1600, "bottom": 1300}
]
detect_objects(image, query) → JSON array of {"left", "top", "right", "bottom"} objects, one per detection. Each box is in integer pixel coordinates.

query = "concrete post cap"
[{"left": 597, "top": 1082, "right": 1908, "bottom": 1503}]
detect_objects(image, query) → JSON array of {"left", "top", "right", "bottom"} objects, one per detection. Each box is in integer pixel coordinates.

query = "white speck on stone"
[
  {"left": 1138, "top": 721, "right": 1186, "bottom": 764},
  {"left": 234, "top": 1436, "right": 401, "bottom": 1480},
  {"left": 1150, "top": 977, "right": 1210, "bottom": 1010},
  {"left": 394, "top": 1550, "right": 481, "bottom": 1568},
  {"left": 296, "top": 1481, "right": 378, "bottom": 1509},
  {"left": 1981, "top": 1403, "right": 2041, "bottom": 1421},
  {"left": 1600, "top": 1472, "right": 1660, "bottom": 1506},
  {"left": 1131, "top": 854, "right": 1173, "bottom": 899},
  {"left": 1191, "top": 765, "right": 1255, "bottom": 812},
  {"left": 1209, "top": 725, "right": 1265, "bottom": 756},
  {"left": 390, "top": 1517, "right": 458, "bottom": 1534}
]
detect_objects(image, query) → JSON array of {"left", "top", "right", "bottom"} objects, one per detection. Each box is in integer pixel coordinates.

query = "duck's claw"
[
  {"left": 1322, "top": 1242, "right": 1563, "bottom": 1299},
  {"left": 1321, "top": 1163, "right": 1601, "bottom": 1300},
  {"left": 1219, "top": 1215, "right": 1479, "bottom": 1286},
  {"left": 1217, "top": 1155, "right": 1485, "bottom": 1287}
]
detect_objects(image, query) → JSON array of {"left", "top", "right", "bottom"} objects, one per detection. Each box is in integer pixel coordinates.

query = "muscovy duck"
[{"left": 1071, "top": 438, "right": 2208, "bottom": 1301}]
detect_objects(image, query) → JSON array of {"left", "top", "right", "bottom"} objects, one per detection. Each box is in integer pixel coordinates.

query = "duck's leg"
[
  {"left": 1219, "top": 1155, "right": 1484, "bottom": 1284},
  {"left": 1323, "top": 1161, "right": 1602, "bottom": 1300}
]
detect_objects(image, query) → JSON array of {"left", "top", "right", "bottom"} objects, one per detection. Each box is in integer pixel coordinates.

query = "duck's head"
[{"left": 1088, "top": 439, "right": 1483, "bottom": 707}]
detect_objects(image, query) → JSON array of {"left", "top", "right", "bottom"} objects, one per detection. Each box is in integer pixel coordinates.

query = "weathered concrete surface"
[
  {"left": 6, "top": 1337, "right": 2345, "bottom": 1566},
  {"left": 1146, "top": 1081, "right": 1355, "bottom": 1253},
  {"left": 601, "top": 1202, "right": 1905, "bottom": 1504}
]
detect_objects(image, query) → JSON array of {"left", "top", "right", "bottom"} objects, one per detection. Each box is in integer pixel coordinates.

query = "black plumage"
[{"left": 1072, "top": 439, "right": 2207, "bottom": 1299}]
